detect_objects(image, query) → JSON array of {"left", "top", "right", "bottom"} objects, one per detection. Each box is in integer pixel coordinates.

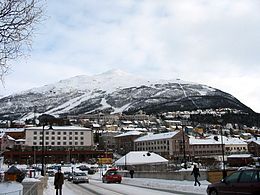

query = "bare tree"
[{"left": 0, "top": 0, "right": 44, "bottom": 79}]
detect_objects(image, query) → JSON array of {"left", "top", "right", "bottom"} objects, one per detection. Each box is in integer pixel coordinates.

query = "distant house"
[
  {"left": 114, "top": 131, "right": 144, "bottom": 155},
  {"left": 248, "top": 140, "right": 260, "bottom": 156},
  {"left": 227, "top": 154, "right": 253, "bottom": 167},
  {"left": 0, "top": 133, "right": 15, "bottom": 153},
  {"left": 3, "top": 128, "right": 25, "bottom": 140},
  {"left": 189, "top": 136, "right": 223, "bottom": 160}
]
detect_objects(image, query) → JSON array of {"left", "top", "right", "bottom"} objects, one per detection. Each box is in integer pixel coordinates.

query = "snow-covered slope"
[{"left": 0, "top": 70, "right": 253, "bottom": 120}]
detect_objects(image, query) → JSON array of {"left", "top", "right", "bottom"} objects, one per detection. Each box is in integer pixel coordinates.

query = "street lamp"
[
  {"left": 41, "top": 124, "right": 46, "bottom": 176},
  {"left": 218, "top": 119, "right": 227, "bottom": 178},
  {"left": 124, "top": 152, "right": 127, "bottom": 170},
  {"left": 37, "top": 114, "right": 56, "bottom": 176},
  {"left": 182, "top": 126, "right": 187, "bottom": 169}
]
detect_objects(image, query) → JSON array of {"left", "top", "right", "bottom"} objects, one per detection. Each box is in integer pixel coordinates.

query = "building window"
[
  {"left": 69, "top": 142, "right": 72, "bottom": 145},
  {"left": 52, "top": 132, "right": 55, "bottom": 135},
  {"left": 33, "top": 142, "right": 37, "bottom": 145},
  {"left": 69, "top": 132, "right": 72, "bottom": 135},
  {"left": 57, "top": 132, "right": 61, "bottom": 135},
  {"left": 57, "top": 137, "right": 61, "bottom": 140},
  {"left": 33, "top": 136, "right": 37, "bottom": 140},
  {"left": 45, "top": 137, "right": 49, "bottom": 140},
  {"left": 63, "top": 142, "right": 66, "bottom": 145},
  {"left": 80, "top": 137, "right": 84, "bottom": 140},
  {"left": 51, "top": 137, "right": 55, "bottom": 140},
  {"left": 80, "top": 132, "right": 84, "bottom": 135},
  {"left": 45, "top": 142, "right": 49, "bottom": 145},
  {"left": 51, "top": 142, "right": 55, "bottom": 145},
  {"left": 63, "top": 137, "right": 66, "bottom": 140},
  {"left": 75, "top": 137, "right": 78, "bottom": 140},
  {"left": 75, "top": 132, "right": 78, "bottom": 135},
  {"left": 80, "top": 142, "right": 84, "bottom": 145},
  {"left": 63, "top": 132, "right": 67, "bottom": 135},
  {"left": 45, "top": 132, "right": 49, "bottom": 135},
  {"left": 57, "top": 142, "right": 60, "bottom": 145},
  {"left": 33, "top": 131, "right": 37, "bottom": 135},
  {"left": 75, "top": 142, "right": 78, "bottom": 145}
]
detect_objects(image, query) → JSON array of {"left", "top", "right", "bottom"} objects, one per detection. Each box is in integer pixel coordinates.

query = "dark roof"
[{"left": 5, "top": 165, "right": 22, "bottom": 173}]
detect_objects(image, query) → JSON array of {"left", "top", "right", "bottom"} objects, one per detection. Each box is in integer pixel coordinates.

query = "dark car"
[
  {"left": 207, "top": 169, "right": 260, "bottom": 195},
  {"left": 77, "top": 165, "right": 89, "bottom": 171},
  {"left": 63, "top": 171, "right": 71, "bottom": 180},
  {"left": 67, "top": 172, "right": 73, "bottom": 181},
  {"left": 102, "top": 168, "right": 122, "bottom": 183}
]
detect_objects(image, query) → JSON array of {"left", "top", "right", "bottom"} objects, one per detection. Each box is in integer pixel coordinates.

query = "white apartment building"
[{"left": 25, "top": 126, "right": 93, "bottom": 148}]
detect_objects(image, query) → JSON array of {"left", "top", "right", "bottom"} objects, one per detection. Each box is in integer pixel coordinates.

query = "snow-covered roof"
[
  {"left": 244, "top": 137, "right": 260, "bottom": 143},
  {"left": 1, "top": 128, "right": 25, "bottom": 132},
  {"left": 121, "top": 127, "right": 147, "bottom": 132},
  {"left": 25, "top": 126, "right": 91, "bottom": 131},
  {"left": 189, "top": 135, "right": 247, "bottom": 145},
  {"left": 15, "top": 139, "right": 25, "bottom": 142},
  {"left": 134, "top": 131, "right": 180, "bottom": 142},
  {"left": 121, "top": 121, "right": 132, "bottom": 124},
  {"left": 227, "top": 154, "right": 252, "bottom": 158},
  {"left": 114, "top": 151, "right": 168, "bottom": 165},
  {"left": 7, "top": 135, "right": 15, "bottom": 141},
  {"left": 114, "top": 131, "right": 143, "bottom": 138},
  {"left": 248, "top": 140, "right": 260, "bottom": 145},
  {"left": 93, "top": 124, "right": 101, "bottom": 128}
]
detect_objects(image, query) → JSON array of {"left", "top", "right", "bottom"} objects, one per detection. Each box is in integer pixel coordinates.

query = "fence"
[{"left": 23, "top": 182, "right": 38, "bottom": 195}]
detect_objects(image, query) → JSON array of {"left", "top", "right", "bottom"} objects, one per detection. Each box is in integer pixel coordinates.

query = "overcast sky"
[{"left": 1, "top": 0, "right": 260, "bottom": 113}]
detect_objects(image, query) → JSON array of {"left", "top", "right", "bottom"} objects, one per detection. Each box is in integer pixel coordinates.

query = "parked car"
[
  {"left": 207, "top": 169, "right": 260, "bottom": 195},
  {"left": 72, "top": 172, "right": 89, "bottom": 184},
  {"left": 46, "top": 170, "right": 55, "bottom": 177},
  {"left": 67, "top": 172, "right": 73, "bottom": 181},
  {"left": 63, "top": 171, "right": 71, "bottom": 180},
  {"left": 77, "top": 165, "right": 89, "bottom": 171},
  {"left": 88, "top": 168, "right": 96, "bottom": 175},
  {"left": 102, "top": 168, "right": 122, "bottom": 183}
]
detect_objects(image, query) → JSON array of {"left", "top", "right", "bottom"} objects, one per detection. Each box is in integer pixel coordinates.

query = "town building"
[
  {"left": 115, "top": 131, "right": 145, "bottom": 155},
  {"left": 134, "top": 130, "right": 190, "bottom": 162},
  {"left": 24, "top": 125, "right": 93, "bottom": 148}
]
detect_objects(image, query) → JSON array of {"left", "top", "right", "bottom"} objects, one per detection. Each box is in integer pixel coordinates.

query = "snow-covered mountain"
[{"left": 0, "top": 70, "right": 253, "bottom": 120}]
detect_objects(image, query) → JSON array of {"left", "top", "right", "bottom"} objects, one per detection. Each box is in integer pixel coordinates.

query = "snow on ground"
[{"left": 43, "top": 170, "right": 209, "bottom": 195}]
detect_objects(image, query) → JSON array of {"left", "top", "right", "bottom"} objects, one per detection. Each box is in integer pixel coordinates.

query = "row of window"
[
  {"left": 33, "top": 141, "right": 84, "bottom": 146},
  {"left": 33, "top": 136, "right": 84, "bottom": 141},
  {"left": 136, "top": 140, "right": 170, "bottom": 146},
  {"left": 136, "top": 146, "right": 169, "bottom": 151},
  {"left": 191, "top": 145, "right": 221, "bottom": 149},
  {"left": 194, "top": 150, "right": 222, "bottom": 154},
  {"left": 226, "top": 147, "right": 247, "bottom": 150},
  {"left": 33, "top": 131, "right": 84, "bottom": 135}
]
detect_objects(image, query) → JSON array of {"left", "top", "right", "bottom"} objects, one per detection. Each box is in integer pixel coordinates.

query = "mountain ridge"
[{"left": 0, "top": 70, "right": 254, "bottom": 120}]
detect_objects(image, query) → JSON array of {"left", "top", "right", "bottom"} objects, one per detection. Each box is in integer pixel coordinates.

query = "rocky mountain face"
[{"left": 0, "top": 70, "right": 254, "bottom": 120}]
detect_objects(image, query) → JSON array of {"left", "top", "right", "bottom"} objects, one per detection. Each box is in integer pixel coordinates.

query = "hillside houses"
[{"left": 0, "top": 110, "right": 260, "bottom": 167}]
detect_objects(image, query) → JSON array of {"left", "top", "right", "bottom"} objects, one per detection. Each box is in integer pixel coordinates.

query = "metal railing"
[{"left": 23, "top": 182, "right": 38, "bottom": 195}]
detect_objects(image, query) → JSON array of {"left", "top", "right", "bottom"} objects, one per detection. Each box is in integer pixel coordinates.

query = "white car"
[{"left": 72, "top": 172, "right": 89, "bottom": 184}]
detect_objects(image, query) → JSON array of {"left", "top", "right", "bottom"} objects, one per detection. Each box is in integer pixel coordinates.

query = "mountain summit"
[{"left": 0, "top": 70, "right": 253, "bottom": 120}]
